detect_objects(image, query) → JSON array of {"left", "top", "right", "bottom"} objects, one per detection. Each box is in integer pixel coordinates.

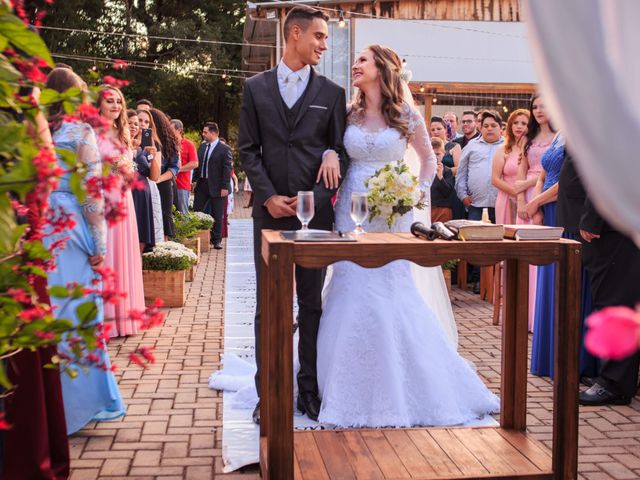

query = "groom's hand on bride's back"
[{"left": 265, "top": 195, "right": 297, "bottom": 218}]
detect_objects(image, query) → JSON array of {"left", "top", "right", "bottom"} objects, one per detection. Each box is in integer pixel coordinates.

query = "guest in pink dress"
[
  {"left": 492, "top": 109, "right": 530, "bottom": 225},
  {"left": 516, "top": 94, "right": 556, "bottom": 331},
  {"left": 96, "top": 85, "right": 145, "bottom": 337}
]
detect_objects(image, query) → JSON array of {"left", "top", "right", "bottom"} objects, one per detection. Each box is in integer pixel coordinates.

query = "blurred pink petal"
[{"left": 584, "top": 306, "right": 640, "bottom": 360}]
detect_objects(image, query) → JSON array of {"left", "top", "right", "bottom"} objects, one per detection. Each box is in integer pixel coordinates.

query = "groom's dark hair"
[{"left": 283, "top": 6, "right": 329, "bottom": 40}]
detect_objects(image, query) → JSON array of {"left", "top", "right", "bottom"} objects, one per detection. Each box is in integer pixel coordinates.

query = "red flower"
[
  {"left": 77, "top": 103, "right": 100, "bottom": 120},
  {"left": 585, "top": 306, "right": 640, "bottom": 360},
  {"left": 129, "top": 352, "right": 148, "bottom": 369},
  {"left": 35, "top": 331, "right": 55, "bottom": 341},
  {"left": 7, "top": 288, "right": 31, "bottom": 304},
  {"left": 113, "top": 60, "right": 129, "bottom": 70},
  {"left": 0, "top": 412, "right": 10, "bottom": 430},
  {"left": 18, "top": 305, "right": 51, "bottom": 323}
]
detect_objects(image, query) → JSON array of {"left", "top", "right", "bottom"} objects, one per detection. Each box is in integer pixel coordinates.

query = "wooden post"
[
  {"left": 500, "top": 259, "right": 529, "bottom": 430},
  {"left": 259, "top": 255, "right": 270, "bottom": 442},
  {"left": 266, "top": 241, "right": 294, "bottom": 479},
  {"left": 553, "top": 243, "right": 581, "bottom": 479}
]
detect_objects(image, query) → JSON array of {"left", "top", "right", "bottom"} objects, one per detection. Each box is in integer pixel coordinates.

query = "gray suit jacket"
[{"left": 238, "top": 67, "right": 348, "bottom": 224}]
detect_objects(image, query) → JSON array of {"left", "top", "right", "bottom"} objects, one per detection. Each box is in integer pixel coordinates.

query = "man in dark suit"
[
  {"left": 193, "top": 122, "right": 232, "bottom": 250},
  {"left": 239, "top": 5, "right": 348, "bottom": 424},
  {"left": 557, "top": 151, "right": 640, "bottom": 405}
]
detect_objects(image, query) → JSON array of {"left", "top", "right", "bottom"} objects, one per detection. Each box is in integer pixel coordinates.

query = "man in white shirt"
[{"left": 239, "top": 5, "right": 349, "bottom": 424}]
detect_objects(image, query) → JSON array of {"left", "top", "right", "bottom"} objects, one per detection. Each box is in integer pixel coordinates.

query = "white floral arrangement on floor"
[
  {"left": 365, "top": 161, "right": 423, "bottom": 228},
  {"left": 142, "top": 241, "right": 199, "bottom": 271},
  {"left": 189, "top": 211, "right": 214, "bottom": 230}
]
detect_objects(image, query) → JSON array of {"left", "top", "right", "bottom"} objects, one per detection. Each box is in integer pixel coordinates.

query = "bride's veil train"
[{"left": 401, "top": 80, "right": 459, "bottom": 348}]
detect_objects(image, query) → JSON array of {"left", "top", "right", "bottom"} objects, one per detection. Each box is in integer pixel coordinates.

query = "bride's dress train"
[{"left": 316, "top": 106, "right": 499, "bottom": 428}]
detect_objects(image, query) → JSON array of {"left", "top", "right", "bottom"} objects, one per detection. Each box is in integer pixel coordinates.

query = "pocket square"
[{"left": 309, "top": 105, "right": 328, "bottom": 110}]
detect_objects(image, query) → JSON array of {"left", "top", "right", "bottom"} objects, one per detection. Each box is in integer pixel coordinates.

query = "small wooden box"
[
  {"left": 143, "top": 269, "right": 186, "bottom": 307},
  {"left": 196, "top": 230, "right": 211, "bottom": 253},
  {"left": 181, "top": 236, "right": 201, "bottom": 263}
]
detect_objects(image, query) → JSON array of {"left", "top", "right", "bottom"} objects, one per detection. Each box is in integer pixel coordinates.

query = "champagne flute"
[
  {"left": 296, "top": 191, "right": 314, "bottom": 231},
  {"left": 350, "top": 192, "right": 368, "bottom": 235}
]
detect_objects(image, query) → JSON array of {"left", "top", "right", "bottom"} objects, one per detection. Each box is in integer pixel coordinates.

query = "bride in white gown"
[{"left": 316, "top": 45, "right": 499, "bottom": 428}]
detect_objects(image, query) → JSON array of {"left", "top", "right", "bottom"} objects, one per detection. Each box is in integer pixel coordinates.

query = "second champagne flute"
[
  {"left": 296, "top": 191, "right": 314, "bottom": 231},
  {"left": 350, "top": 192, "right": 368, "bottom": 235}
]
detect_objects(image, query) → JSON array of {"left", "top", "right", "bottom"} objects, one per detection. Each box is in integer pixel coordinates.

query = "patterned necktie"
[
  {"left": 283, "top": 72, "right": 300, "bottom": 108},
  {"left": 202, "top": 143, "right": 211, "bottom": 179}
]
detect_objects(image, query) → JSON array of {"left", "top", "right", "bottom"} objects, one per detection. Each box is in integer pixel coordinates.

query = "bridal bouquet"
[{"left": 365, "top": 161, "right": 423, "bottom": 228}]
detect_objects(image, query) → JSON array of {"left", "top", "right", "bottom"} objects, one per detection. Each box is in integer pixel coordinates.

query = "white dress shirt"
[
  {"left": 277, "top": 62, "right": 311, "bottom": 108},
  {"left": 201, "top": 138, "right": 219, "bottom": 179}
]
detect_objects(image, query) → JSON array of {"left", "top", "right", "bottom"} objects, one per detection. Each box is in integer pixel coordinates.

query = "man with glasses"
[{"left": 454, "top": 110, "right": 481, "bottom": 150}]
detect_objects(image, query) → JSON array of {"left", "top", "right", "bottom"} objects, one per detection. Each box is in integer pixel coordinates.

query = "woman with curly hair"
[
  {"left": 148, "top": 108, "right": 179, "bottom": 239},
  {"left": 96, "top": 85, "right": 145, "bottom": 337},
  {"left": 313, "top": 44, "right": 499, "bottom": 428}
]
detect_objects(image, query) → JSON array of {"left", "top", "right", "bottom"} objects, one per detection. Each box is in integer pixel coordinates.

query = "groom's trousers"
[{"left": 252, "top": 216, "right": 327, "bottom": 398}]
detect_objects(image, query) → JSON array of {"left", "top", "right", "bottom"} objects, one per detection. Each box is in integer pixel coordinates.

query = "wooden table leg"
[
  {"left": 266, "top": 243, "right": 294, "bottom": 479},
  {"left": 259, "top": 255, "right": 270, "bottom": 476},
  {"left": 457, "top": 259, "right": 468, "bottom": 290},
  {"left": 500, "top": 259, "right": 529, "bottom": 430},
  {"left": 492, "top": 262, "right": 502, "bottom": 325},
  {"left": 553, "top": 244, "right": 581, "bottom": 479}
]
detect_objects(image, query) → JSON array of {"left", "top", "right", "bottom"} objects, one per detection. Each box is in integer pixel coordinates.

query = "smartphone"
[{"left": 141, "top": 128, "right": 152, "bottom": 148}]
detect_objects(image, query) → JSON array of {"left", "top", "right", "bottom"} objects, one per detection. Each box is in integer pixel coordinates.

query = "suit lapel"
[
  {"left": 293, "top": 68, "right": 325, "bottom": 129},
  {"left": 265, "top": 68, "right": 287, "bottom": 127}
]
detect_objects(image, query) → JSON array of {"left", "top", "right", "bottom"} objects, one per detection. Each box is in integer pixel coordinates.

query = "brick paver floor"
[{"left": 69, "top": 192, "right": 640, "bottom": 479}]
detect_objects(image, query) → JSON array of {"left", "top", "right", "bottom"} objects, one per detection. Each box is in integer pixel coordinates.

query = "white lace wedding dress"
[{"left": 316, "top": 106, "right": 500, "bottom": 428}]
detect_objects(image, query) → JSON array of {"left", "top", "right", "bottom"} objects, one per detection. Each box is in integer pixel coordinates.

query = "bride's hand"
[{"left": 316, "top": 151, "right": 341, "bottom": 190}]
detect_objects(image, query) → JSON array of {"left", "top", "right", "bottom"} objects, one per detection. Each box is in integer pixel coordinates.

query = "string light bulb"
[
  {"left": 419, "top": 84, "right": 425, "bottom": 93},
  {"left": 221, "top": 73, "right": 227, "bottom": 80},
  {"left": 432, "top": 97, "right": 437, "bottom": 103},
  {"left": 338, "top": 10, "right": 346, "bottom": 28},
  {"left": 497, "top": 99, "right": 503, "bottom": 105},
  {"left": 91, "top": 64, "right": 97, "bottom": 72}
]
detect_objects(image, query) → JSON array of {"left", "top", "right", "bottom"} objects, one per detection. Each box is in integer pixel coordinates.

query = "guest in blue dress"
[
  {"left": 44, "top": 68, "right": 126, "bottom": 434},
  {"left": 525, "top": 133, "right": 594, "bottom": 378}
]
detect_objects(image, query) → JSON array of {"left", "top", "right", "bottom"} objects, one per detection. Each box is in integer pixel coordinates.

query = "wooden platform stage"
[{"left": 259, "top": 233, "right": 581, "bottom": 480}]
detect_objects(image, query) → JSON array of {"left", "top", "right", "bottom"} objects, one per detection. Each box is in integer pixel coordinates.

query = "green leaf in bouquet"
[
  {"left": 23, "top": 239, "right": 52, "bottom": 261},
  {"left": 0, "top": 363, "right": 11, "bottom": 389},
  {"left": 56, "top": 147, "right": 79, "bottom": 170},
  {"left": 0, "top": 53, "right": 20, "bottom": 82},
  {"left": 0, "top": 13, "right": 54, "bottom": 67},
  {"left": 48, "top": 285, "right": 70, "bottom": 299},
  {"left": 69, "top": 170, "right": 87, "bottom": 204},
  {"left": 38, "top": 88, "right": 62, "bottom": 106},
  {"left": 62, "top": 100, "right": 75, "bottom": 114},
  {"left": 76, "top": 301, "right": 98, "bottom": 324},
  {"left": 71, "top": 283, "right": 86, "bottom": 299},
  {"left": 20, "top": 264, "right": 47, "bottom": 278},
  {"left": 0, "top": 33, "right": 7, "bottom": 51},
  {"left": 65, "top": 367, "right": 79, "bottom": 379}
]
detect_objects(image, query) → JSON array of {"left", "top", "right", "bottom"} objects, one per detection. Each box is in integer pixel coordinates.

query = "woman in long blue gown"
[
  {"left": 525, "top": 133, "right": 595, "bottom": 378},
  {"left": 44, "top": 68, "right": 126, "bottom": 434}
]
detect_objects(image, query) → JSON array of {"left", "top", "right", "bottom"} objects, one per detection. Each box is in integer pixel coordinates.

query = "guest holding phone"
[
  {"left": 127, "top": 109, "right": 157, "bottom": 253},
  {"left": 136, "top": 108, "right": 165, "bottom": 243}
]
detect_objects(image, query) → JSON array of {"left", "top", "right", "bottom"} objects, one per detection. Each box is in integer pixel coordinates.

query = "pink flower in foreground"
[{"left": 584, "top": 306, "right": 640, "bottom": 360}]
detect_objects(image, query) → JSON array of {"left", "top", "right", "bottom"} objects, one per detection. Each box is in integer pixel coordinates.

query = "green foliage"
[
  {"left": 172, "top": 208, "right": 199, "bottom": 241},
  {"left": 0, "top": 5, "right": 102, "bottom": 387},
  {"left": 442, "top": 259, "right": 458, "bottom": 271},
  {"left": 41, "top": 0, "right": 246, "bottom": 135}
]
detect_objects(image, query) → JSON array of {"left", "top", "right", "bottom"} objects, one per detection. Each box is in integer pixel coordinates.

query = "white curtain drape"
[{"left": 523, "top": 0, "right": 640, "bottom": 245}]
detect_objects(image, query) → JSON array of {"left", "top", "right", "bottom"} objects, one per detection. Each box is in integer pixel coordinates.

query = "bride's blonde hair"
[{"left": 350, "top": 44, "right": 410, "bottom": 139}]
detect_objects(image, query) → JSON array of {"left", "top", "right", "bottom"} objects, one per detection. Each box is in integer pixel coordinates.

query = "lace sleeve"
[
  {"left": 408, "top": 108, "right": 437, "bottom": 190},
  {"left": 78, "top": 124, "right": 107, "bottom": 256}
]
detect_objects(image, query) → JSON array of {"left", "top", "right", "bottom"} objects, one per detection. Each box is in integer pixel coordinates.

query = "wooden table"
[{"left": 259, "top": 232, "right": 582, "bottom": 480}]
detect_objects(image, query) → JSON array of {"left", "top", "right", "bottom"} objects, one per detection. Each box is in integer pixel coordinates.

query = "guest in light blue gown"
[
  {"left": 524, "top": 133, "right": 593, "bottom": 378},
  {"left": 44, "top": 68, "right": 126, "bottom": 434}
]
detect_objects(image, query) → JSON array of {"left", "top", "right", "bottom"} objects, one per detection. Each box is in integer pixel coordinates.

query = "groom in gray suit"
[{"left": 239, "top": 5, "right": 349, "bottom": 423}]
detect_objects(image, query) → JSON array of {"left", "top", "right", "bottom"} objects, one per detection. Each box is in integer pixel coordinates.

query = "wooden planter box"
[
  {"left": 196, "top": 230, "right": 211, "bottom": 253},
  {"left": 442, "top": 267, "right": 452, "bottom": 293},
  {"left": 181, "top": 236, "right": 201, "bottom": 263},
  {"left": 143, "top": 269, "right": 186, "bottom": 307},
  {"left": 186, "top": 265, "right": 195, "bottom": 282}
]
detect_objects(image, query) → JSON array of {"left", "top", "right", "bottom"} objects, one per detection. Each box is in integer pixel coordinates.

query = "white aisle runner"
[
  {"left": 209, "top": 220, "right": 317, "bottom": 473},
  {"left": 210, "top": 219, "right": 497, "bottom": 472}
]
